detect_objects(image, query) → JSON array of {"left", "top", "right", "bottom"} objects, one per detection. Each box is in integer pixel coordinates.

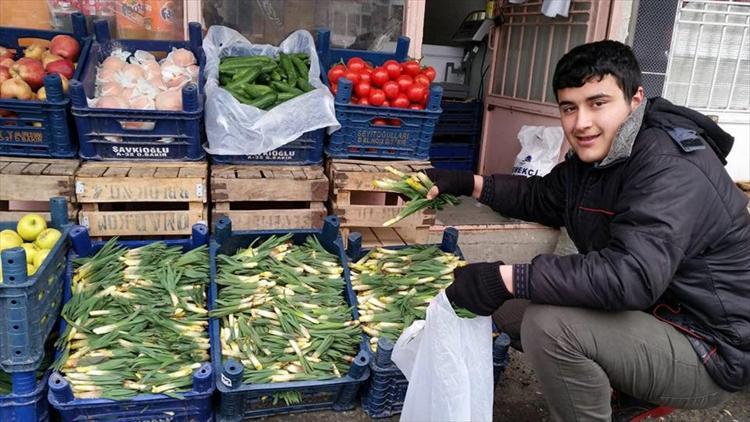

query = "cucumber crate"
[
  {"left": 209, "top": 216, "right": 370, "bottom": 420},
  {"left": 47, "top": 224, "right": 214, "bottom": 421},
  {"left": 70, "top": 20, "right": 206, "bottom": 161},
  {"left": 210, "top": 129, "right": 325, "bottom": 165},
  {"left": 316, "top": 29, "right": 443, "bottom": 160},
  {"left": 0, "top": 13, "right": 93, "bottom": 158}
]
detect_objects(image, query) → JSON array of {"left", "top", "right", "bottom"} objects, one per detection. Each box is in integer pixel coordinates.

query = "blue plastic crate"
[
  {"left": 434, "top": 100, "right": 482, "bottom": 136},
  {"left": 211, "top": 129, "right": 324, "bottom": 165},
  {"left": 47, "top": 223, "right": 214, "bottom": 422},
  {"left": 0, "top": 371, "right": 50, "bottom": 422},
  {"left": 70, "top": 20, "right": 206, "bottom": 161},
  {"left": 0, "top": 197, "right": 70, "bottom": 374},
  {"left": 316, "top": 29, "right": 443, "bottom": 160},
  {"left": 209, "top": 215, "right": 370, "bottom": 421},
  {"left": 430, "top": 142, "right": 476, "bottom": 171},
  {"left": 0, "top": 13, "right": 92, "bottom": 159}
]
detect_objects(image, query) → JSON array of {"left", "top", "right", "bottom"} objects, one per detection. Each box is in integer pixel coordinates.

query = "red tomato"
[
  {"left": 382, "top": 81, "right": 400, "bottom": 100},
  {"left": 403, "top": 60, "right": 421, "bottom": 78},
  {"left": 388, "top": 118, "right": 402, "bottom": 126},
  {"left": 368, "top": 89, "right": 386, "bottom": 106},
  {"left": 330, "top": 83, "right": 338, "bottom": 96},
  {"left": 354, "top": 82, "right": 371, "bottom": 98},
  {"left": 407, "top": 84, "right": 426, "bottom": 103},
  {"left": 370, "top": 67, "right": 389, "bottom": 87},
  {"left": 373, "top": 118, "right": 388, "bottom": 126},
  {"left": 359, "top": 71, "right": 371, "bottom": 84},
  {"left": 421, "top": 66, "right": 436, "bottom": 82},
  {"left": 342, "top": 71, "right": 360, "bottom": 84},
  {"left": 396, "top": 75, "right": 413, "bottom": 93},
  {"left": 384, "top": 60, "right": 402, "bottom": 79},
  {"left": 414, "top": 74, "right": 431, "bottom": 87},
  {"left": 422, "top": 91, "right": 429, "bottom": 105},
  {"left": 409, "top": 104, "right": 424, "bottom": 110},
  {"left": 327, "top": 64, "right": 346, "bottom": 84},
  {"left": 382, "top": 100, "right": 390, "bottom": 107},
  {"left": 393, "top": 94, "right": 410, "bottom": 108},
  {"left": 358, "top": 97, "right": 370, "bottom": 105},
  {"left": 347, "top": 57, "right": 367, "bottom": 73},
  {"left": 350, "top": 97, "right": 358, "bottom": 104}
]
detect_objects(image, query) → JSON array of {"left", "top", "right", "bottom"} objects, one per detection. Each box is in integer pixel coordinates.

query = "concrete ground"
[{"left": 262, "top": 199, "right": 750, "bottom": 421}]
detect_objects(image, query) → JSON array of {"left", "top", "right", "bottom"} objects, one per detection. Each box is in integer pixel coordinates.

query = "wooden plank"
[
  {"left": 333, "top": 204, "right": 435, "bottom": 228},
  {"left": 395, "top": 226, "right": 430, "bottom": 244},
  {"left": 154, "top": 167, "right": 180, "bottom": 178},
  {"left": 334, "top": 191, "right": 351, "bottom": 207},
  {"left": 21, "top": 163, "right": 49, "bottom": 175},
  {"left": 234, "top": 168, "right": 262, "bottom": 179},
  {"left": 211, "top": 165, "right": 239, "bottom": 179},
  {"left": 0, "top": 207, "right": 77, "bottom": 222},
  {"left": 103, "top": 167, "right": 130, "bottom": 178},
  {"left": 371, "top": 227, "right": 406, "bottom": 246},
  {"left": 331, "top": 170, "right": 402, "bottom": 193},
  {"left": 76, "top": 176, "right": 206, "bottom": 203},
  {"left": 43, "top": 160, "right": 79, "bottom": 176},
  {"left": 179, "top": 166, "right": 206, "bottom": 178},
  {"left": 128, "top": 166, "right": 156, "bottom": 178},
  {"left": 0, "top": 174, "right": 75, "bottom": 202},
  {"left": 1, "top": 162, "right": 29, "bottom": 174},
  {"left": 212, "top": 177, "right": 328, "bottom": 202},
  {"left": 76, "top": 164, "right": 107, "bottom": 177},
  {"left": 211, "top": 202, "right": 326, "bottom": 231},
  {"left": 80, "top": 208, "right": 206, "bottom": 236}
]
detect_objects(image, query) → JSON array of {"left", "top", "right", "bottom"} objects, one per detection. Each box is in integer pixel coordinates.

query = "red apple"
[
  {"left": 45, "top": 59, "right": 74, "bottom": 80},
  {"left": 41, "top": 51, "right": 63, "bottom": 68},
  {"left": 0, "top": 66, "right": 10, "bottom": 84},
  {"left": 0, "top": 47, "right": 14, "bottom": 60},
  {"left": 24, "top": 43, "right": 46, "bottom": 61},
  {"left": 0, "top": 57, "right": 13, "bottom": 68},
  {"left": 49, "top": 35, "right": 80, "bottom": 61},
  {"left": 10, "top": 58, "right": 44, "bottom": 91},
  {"left": 1, "top": 78, "right": 33, "bottom": 100}
]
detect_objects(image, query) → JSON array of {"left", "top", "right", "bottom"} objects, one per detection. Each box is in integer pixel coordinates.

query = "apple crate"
[
  {"left": 0, "top": 197, "right": 71, "bottom": 373},
  {"left": 0, "top": 13, "right": 93, "bottom": 158}
]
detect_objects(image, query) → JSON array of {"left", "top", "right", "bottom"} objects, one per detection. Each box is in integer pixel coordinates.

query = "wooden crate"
[
  {"left": 211, "top": 164, "right": 328, "bottom": 230},
  {"left": 0, "top": 157, "right": 79, "bottom": 221},
  {"left": 75, "top": 161, "right": 207, "bottom": 237},
  {"left": 341, "top": 226, "right": 429, "bottom": 248},
  {"left": 327, "top": 159, "right": 435, "bottom": 240}
]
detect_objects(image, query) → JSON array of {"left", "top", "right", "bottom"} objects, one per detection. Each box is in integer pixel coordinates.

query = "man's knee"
[{"left": 520, "top": 304, "right": 590, "bottom": 353}]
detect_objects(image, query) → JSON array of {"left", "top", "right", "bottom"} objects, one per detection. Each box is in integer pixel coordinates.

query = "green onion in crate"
[
  {"left": 53, "top": 240, "right": 209, "bottom": 400},
  {"left": 373, "top": 166, "right": 460, "bottom": 227}
]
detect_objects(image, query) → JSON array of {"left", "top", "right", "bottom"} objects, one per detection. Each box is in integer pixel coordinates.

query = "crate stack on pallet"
[
  {"left": 327, "top": 159, "right": 435, "bottom": 247},
  {"left": 429, "top": 99, "right": 483, "bottom": 171}
]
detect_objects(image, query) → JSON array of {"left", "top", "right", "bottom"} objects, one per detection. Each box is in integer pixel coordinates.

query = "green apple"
[
  {"left": 33, "top": 248, "right": 50, "bottom": 268},
  {"left": 27, "top": 263, "right": 37, "bottom": 276},
  {"left": 20, "top": 243, "right": 39, "bottom": 264},
  {"left": 16, "top": 213, "right": 47, "bottom": 241},
  {"left": 0, "top": 229, "right": 23, "bottom": 251},
  {"left": 34, "top": 228, "right": 61, "bottom": 250}
]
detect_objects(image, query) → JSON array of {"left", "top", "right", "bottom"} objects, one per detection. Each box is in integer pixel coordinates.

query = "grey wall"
[{"left": 423, "top": 0, "right": 486, "bottom": 46}]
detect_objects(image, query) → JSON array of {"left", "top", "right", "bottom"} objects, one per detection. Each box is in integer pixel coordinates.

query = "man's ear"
[{"left": 630, "top": 86, "right": 645, "bottom": 111}]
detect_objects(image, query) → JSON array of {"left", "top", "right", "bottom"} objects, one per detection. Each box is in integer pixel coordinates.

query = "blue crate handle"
[
  {"left": 0, "top": 12, "right": 87, "bottom": 49},
  {"left": 1, "top": 248, "right": 27, "bottom": 285}
]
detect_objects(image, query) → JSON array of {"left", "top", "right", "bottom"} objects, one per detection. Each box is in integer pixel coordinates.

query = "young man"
[{"left": 426, "top": 40, "right": 750, "bottom": 421}]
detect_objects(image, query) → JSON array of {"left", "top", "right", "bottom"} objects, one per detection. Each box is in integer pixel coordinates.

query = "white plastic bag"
[
  {"left": 392, "top": 292, "right": 494, "bottom": 422},
  {"left": 202, "top": 26, "right": 340, "bottom": 155},
  {"left": 511, "top": 125, "right": 564, "bottom": 177}
]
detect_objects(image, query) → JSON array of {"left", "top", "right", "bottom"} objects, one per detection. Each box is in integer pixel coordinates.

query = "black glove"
[
  {"left": 446, "top": 261, "right": 513, "bottom": 316},
  {"left": 424, "top": 168, "right": 475, "bottom": 197}
]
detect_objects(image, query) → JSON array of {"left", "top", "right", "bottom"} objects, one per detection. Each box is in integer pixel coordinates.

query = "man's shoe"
[{"left": 611, "top": 391, "right": 674, "bottom": 422}]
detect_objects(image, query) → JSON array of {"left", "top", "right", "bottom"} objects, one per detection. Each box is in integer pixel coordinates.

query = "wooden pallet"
[
  {"left": 327, "top": 159, "right": 435, "bottom": 234},
  {"left": 0, "top": 157, "right": 79, "bottom": 221},
  {"left": 341, "top": 226, "right": 430, "bottom": 248},
  {"left": 75, "top": 161, "right": 207, "bottom": 237},
  {"left": 211, "top": 164, "right": 328, "bottom": 230}
]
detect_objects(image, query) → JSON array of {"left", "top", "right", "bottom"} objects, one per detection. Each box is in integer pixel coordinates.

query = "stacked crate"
[
  {"left": 0, "top": 157, "right": 79, "bottom": 221},
  {"left": 429, "top": 99, "right": 483, "bottom": 171},
  {"left": 75, "top": 161, "right": 208, "bottom": 239},
  {"left": 210, "top": 164, "right": 328, "bottom": 231},
  {"left": 327, "top": 159, "right": 434, "bottom": 247}
]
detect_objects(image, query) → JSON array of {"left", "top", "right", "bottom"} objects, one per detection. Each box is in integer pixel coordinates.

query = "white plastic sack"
[
  {"left": 202, "top": 26, "right": 340, "bottom": 155},
  {"left": 392, "top": 292, "right": 494, "bottom": 422},
  {"left": 511, "top": 125, "right": 565, "bottom": 177}
]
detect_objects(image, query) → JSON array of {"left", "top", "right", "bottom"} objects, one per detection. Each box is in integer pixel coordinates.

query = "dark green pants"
[{"left": 493, "top": 299, "right": 733, "bottom": 421}]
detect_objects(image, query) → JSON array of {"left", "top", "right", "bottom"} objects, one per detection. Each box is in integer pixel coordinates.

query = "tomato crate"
[
  {"left": 70, "top": 20, "right": 206, "bottom": 161},
  {"left": 209, "top": 216, "right": 370, "bottom": 420},
  {"left": 0, "top": 13, "right": 93, "bottom": 159},
  {"left": 47, "top": 224, "right": 215, "bottom": 421},
  {"left": 0, "top": 371, "right": 51, "bottom": 422},
  {"left": 0, "top": 198, "right": 70, "bottom": 374},
  {"left": 210, "top": 129, "right": 324, "bottom": 165},
  {"left": 316, "top": 29, "right": 443, "bottom": 161}
]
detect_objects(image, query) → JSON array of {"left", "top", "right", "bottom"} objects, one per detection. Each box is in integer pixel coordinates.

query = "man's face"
[{"left": 557, "top": 75, "right": 644, "bottom": 163}]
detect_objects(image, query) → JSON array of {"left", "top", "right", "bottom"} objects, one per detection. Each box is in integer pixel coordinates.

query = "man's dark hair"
[{"left": 552, "top": 40, "right": 642, "bottom": 102}]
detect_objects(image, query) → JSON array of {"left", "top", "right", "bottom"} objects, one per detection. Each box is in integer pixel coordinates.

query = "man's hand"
[
  {"left": 446, "top": 261, "right": 514, "bottom": 316},
  {"left": 424, "top": 168, "right": 476, "bottom": 200}
]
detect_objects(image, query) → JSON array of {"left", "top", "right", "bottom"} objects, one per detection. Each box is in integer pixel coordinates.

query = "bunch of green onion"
[
  {"left": 54, "top": 239, "right": 209, "bottom": 400},
  {"left": 373, "top": 166, "right": 460, "bottom": 227},
  {"left": 211, "top": 234, "right": 361, "bottom": 391},
  {"left": 350, "top": 245, "right": 472, "bottom": 349}
]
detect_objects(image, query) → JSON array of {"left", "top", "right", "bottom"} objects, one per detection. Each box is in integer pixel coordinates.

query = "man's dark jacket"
[{"left": 480, "top": 97, "right": 750, "bottom": 392}]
